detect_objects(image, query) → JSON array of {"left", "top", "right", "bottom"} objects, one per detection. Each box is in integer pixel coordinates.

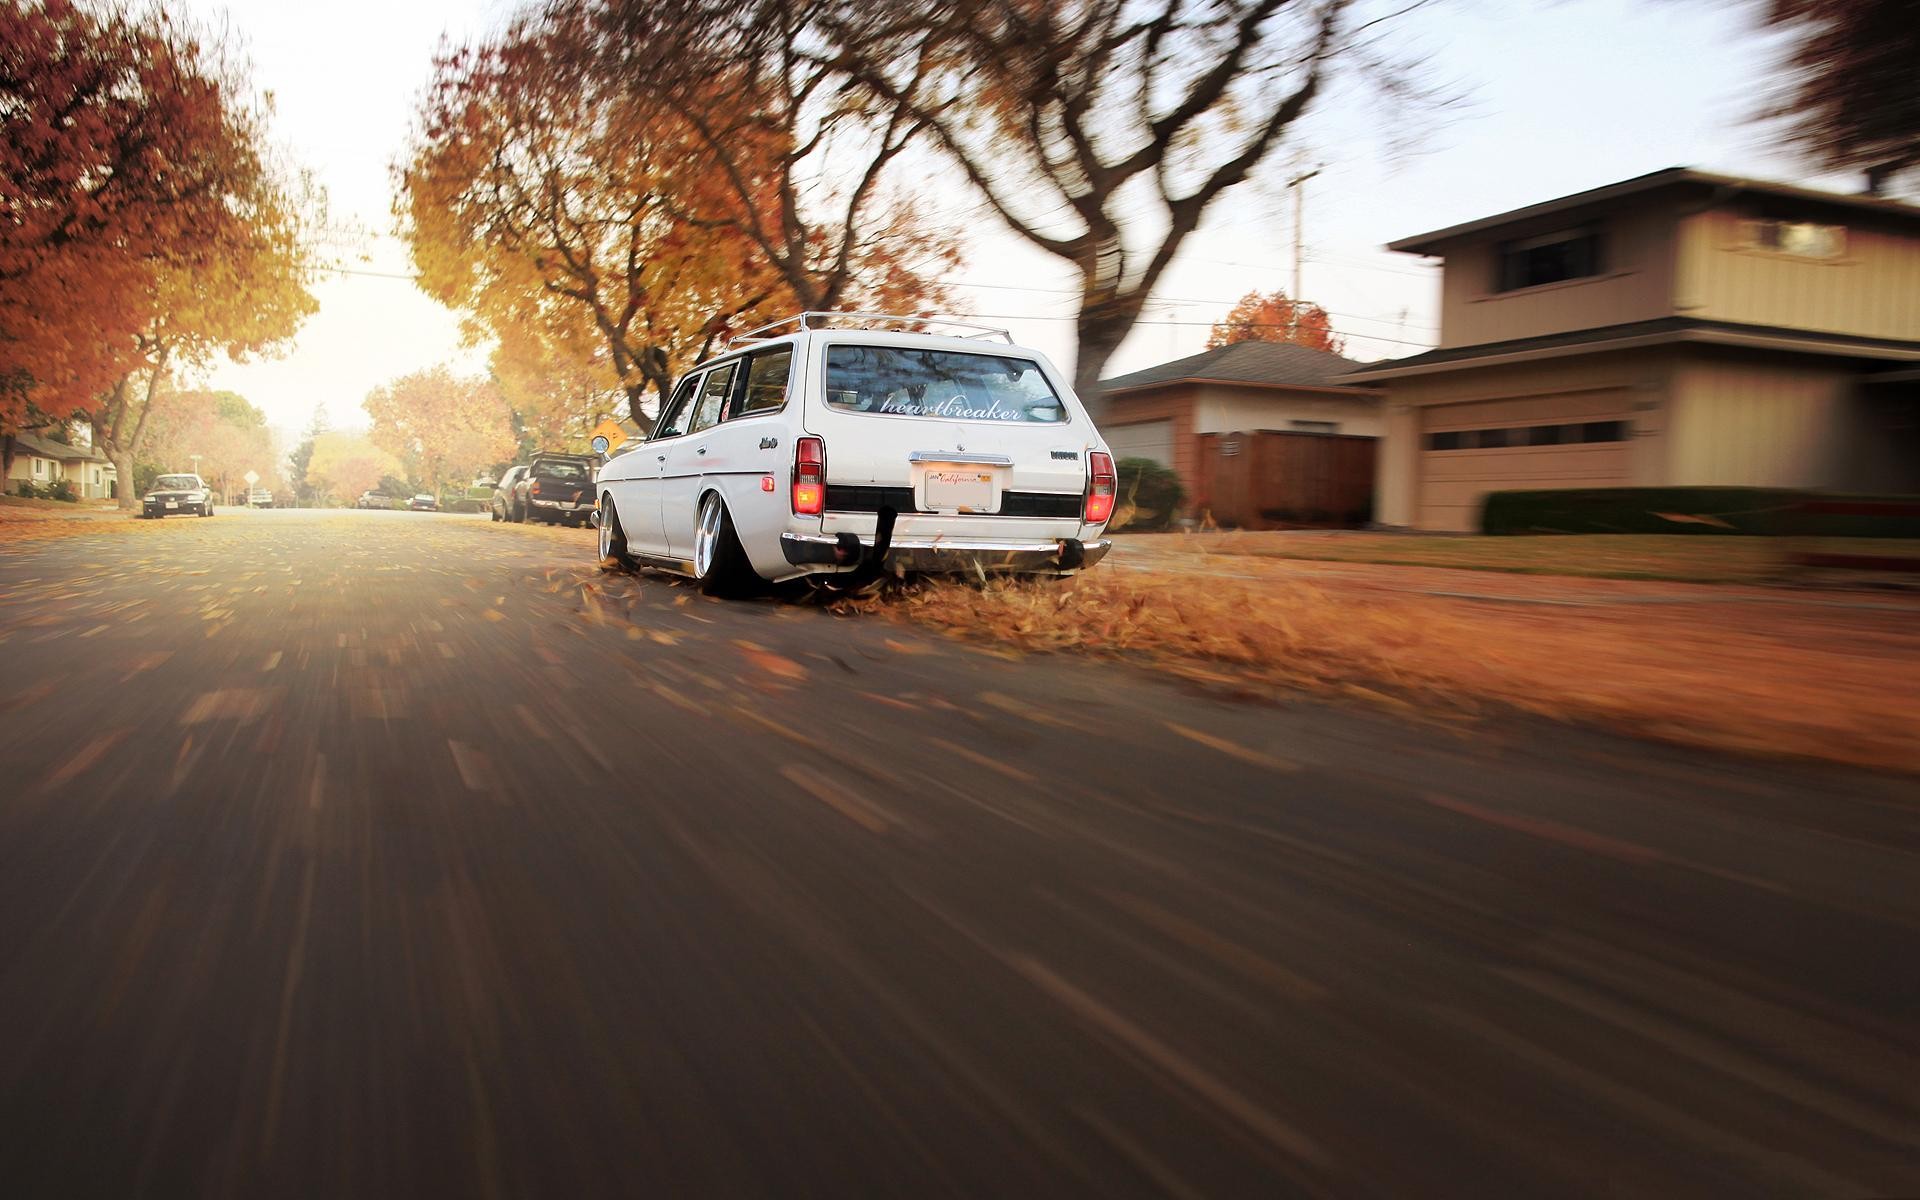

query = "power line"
[
  {"left": 947, "top": 278, "right": 1436, "bottom": 333},
  {"left": 315, "top": 264, "right": 1437, "bottom": 347},
  {"left": 964, "top": 311, "right": 1434, "bottom": 350}
]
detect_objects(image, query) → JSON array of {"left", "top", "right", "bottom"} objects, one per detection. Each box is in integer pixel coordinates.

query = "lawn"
[
  {"left": 1123, "top": 530, "right": 1920, "bottom": 586},
  {"left": 856, "top": 556, "right": 1920, "bottom": 775}
]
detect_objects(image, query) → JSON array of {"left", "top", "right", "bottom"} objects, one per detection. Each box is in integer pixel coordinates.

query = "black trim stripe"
[{"left": 824, "top": 484, "right": 1081, "bottom": 518}]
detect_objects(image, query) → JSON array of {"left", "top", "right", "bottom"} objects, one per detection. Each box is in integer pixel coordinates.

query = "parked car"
[
  {"left": 593, "top": 314, "right": 1114, "bottom": 594},
  {"left": 407, "top": 493, "right": 438, "bottom": 511},
  {"left": 514, "top": 453, "right": 596, "bottom": 526},
  {"left": 142, "top": 473, "right": 215, "bottom": 519},
  {"left": 248, "top": 489, "right": 273, "bottom": 508},
  {"left": 489, "top": 466, "right": 529, "bottom": 522},
  {"left": 356, "top": 491, "right": 391, "bottom": 510}
]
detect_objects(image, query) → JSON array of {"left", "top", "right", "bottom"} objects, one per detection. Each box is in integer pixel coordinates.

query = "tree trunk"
[
  {"left": 1072, "top": 315, "right": 1130, "bottom": 428},
  {"left": 110, "top": 450, "right": 136, "bottom": 511}
]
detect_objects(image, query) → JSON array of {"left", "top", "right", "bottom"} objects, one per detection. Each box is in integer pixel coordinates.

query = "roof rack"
[{"left": 725, "top": 312, "right": 1015, "bottom": 349}]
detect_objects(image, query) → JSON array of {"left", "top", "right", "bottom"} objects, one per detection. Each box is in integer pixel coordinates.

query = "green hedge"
[
  {"left": 1481, "top": 487, "right": 1920, "bottom": 538},
  {"left": 1113, "top": 457, "right": 1186, "bottom": 531}
]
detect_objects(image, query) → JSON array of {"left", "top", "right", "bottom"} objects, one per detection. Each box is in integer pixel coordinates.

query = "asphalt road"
[{"left": 1, "top": 508, "right": 1916, "bottom": 1198}]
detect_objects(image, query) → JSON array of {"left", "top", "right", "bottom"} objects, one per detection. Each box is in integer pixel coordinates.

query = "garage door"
[
  {"left": 1418, "top": 393, "right": 1633, "bottom": 531},
  {"left": 1104, "top": 419, "right": 1176, "bottom": 468}
]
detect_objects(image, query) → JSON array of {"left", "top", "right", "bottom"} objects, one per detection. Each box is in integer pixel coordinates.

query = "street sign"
[
  {"left": 589, "top": 419, "right": 626, "bottom": 456},
  {"left": 243, "top": 470, "right": 260, "bottom": 486}
]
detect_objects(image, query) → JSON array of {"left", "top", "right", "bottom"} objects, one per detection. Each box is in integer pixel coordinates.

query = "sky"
[{"left": 172, "top": 0, "right": 1847, "bottom": 442}]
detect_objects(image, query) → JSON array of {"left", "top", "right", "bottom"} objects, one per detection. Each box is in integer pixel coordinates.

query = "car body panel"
[{"left": 489, "top": 467, "right": 531, "bottom": 520}]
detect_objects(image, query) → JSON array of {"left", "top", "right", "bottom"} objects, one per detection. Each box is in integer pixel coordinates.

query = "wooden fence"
[{"left": 1194, "top": 431, "right": 1377, "bottom": 528}]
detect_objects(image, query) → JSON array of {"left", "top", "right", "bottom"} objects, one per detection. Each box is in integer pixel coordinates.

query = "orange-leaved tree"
[
  {"left": 305, "top": 432, "right": 404, "bottom": 505},
  {"left": 489, "top": 318, "right": 628, "bottom": 457},
  {"left": 586, "top": 0, "right": 962, "bottom": 320},
  {"left": 1206, "top": 290, "right": 1346, "bottom": 354},
  {"left": 56, "top": 19, "right": 321, "bottom": 508},
  {"left": 1, "top": 2, "right": 271, "bottom": 437},
  {"left": 140, "top": 389, "right": 275, "bottom": 501},
  {"left": 400, "top": 5, "right": 795, "bottom": 433},
  {"left": 364, "top": 366, "right": 518, "bottom": 493}
]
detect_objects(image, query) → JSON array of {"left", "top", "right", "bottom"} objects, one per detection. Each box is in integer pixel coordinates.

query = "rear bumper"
[{"left": 780, "top": 533, "right": 1110, "bottom": 576}]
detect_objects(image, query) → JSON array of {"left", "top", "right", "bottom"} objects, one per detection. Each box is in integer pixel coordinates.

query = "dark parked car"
[
  {"left": 407, "top": 493, "right": 438, "bottom": 511},
  {"left": 510, "top": 454, "right": 596, "bottom": 526},
  {"left": 489, "top": 466, "right": 529, "bottom": 522},
  {"left": 142, "top": 473, "right": 214, "bottom": 518}
]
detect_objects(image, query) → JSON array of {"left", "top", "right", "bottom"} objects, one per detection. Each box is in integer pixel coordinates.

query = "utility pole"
[
  {"left": 1287, "top": 165, "right": 1321, "bottom": 303},
  {"left": 1290, "top": 164, "right": 1320, "bottom": 343}
]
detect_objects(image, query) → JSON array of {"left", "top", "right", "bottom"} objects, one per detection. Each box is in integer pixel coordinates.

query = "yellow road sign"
[{"left": 589, "top": 419, "right": 627, "bottom": 455}]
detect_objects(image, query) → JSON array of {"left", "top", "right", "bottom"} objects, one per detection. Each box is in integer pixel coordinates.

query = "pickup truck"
[{"left": 514, "top": 453, "right": 597, "bottom": 526}]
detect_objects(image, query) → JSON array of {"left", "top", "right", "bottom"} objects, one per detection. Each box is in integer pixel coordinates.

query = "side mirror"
[{"left": 590, "top": 435, "right": 610, "bottom": 454}]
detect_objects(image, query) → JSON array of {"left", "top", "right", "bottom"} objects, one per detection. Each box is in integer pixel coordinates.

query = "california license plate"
[
  {"left": 165, "top": 501, "right": 178, "bottom": 509},
  {"left": 923, "top": 469, "right": 994, "bottom": 512}
]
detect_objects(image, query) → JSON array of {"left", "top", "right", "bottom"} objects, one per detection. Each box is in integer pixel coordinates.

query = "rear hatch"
[{"left": 802, "top": 338, "right": 1094, "bottom": 540}]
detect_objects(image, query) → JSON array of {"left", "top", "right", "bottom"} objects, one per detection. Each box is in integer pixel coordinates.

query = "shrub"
[
  {"left": 1113, "top": 457, "right": 1186, "bottom": 531},
  {"left": 47, "top": 478, "right": 78, "bottom": 502},
  {"left": 15, "top": 480, "right": 44, "bottom": 499},
  {"left": 1481, "top": 487, "right": 1920, "bottom": 538}
]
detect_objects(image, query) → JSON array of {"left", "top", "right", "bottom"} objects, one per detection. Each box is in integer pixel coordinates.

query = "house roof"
[
  {"left": 11, "top": 431, "right": 109, "bottom": 463},
  {"left": 1390, "top": 167, "right": 1920, "bottom": 255},
  {"left": 1100, "top": 340, "right": 1372, "bottom": 396},
  {"left": 1341, "top": 317, "right": 1920, "bottom": 383}
]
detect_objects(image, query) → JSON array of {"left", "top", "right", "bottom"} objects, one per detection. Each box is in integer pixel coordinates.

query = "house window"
[
  {"left": 1426, "top": 419, "right": 1630, "bottom": 451},
  {"left": 1494, "top": 225, "right": 1605, "bottom": 292},
  {"left": 32, "top": 457, "right": 48, "bottom": 479},
  {"left": 1743, "top": 219, "right": 1845, "bottom": 259},
  {"left": 1288, "top": 420, "right": 1340, "bottom": 434}
]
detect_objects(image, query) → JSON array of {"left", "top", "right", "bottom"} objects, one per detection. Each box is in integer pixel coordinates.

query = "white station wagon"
[{"left": 593, "top": 313, "right": 1116, "bottom": 592}]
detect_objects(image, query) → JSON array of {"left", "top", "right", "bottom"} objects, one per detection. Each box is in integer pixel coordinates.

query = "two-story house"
[{"left": 1347, "top": 168, "right": 1920, "bottom": 531}]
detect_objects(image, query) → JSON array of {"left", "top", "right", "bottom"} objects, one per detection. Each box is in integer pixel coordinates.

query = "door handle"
[
  {"left": 656, "top": 454, "right": 666, "bottom": 462},
  {"left": 697, "top": 447, "right": 707, "bottom": 455}
]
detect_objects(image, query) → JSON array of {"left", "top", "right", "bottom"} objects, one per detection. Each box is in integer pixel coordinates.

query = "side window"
[
  {"left": 689, "top": 363, "right": 738, "bottom": 434},
  {"left": 734, "top": 348, "right": 793, "bottom": 419},
  {"left": 653, "top": 374, "right": 701, "bottom": 439}
]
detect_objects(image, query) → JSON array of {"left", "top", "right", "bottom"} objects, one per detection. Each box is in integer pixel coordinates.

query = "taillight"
[
  {"left": 530, "top": 480, "right": 543, "bottom": 496},
  {"left": 1085, "top": 451, "right": 1116, "bottom": 525},
  {"left": 792, "top": 436, "right": 825, "bottom": 516}
]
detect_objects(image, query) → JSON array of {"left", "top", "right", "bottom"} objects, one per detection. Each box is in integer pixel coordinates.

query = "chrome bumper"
[{"left": 780, "top": 533, "right": 1111, "bottom": 575}]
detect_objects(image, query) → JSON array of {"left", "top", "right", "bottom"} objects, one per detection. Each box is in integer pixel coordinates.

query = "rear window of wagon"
[{"left": 822, "top": 346, "right": 1067, "bottom": 424}]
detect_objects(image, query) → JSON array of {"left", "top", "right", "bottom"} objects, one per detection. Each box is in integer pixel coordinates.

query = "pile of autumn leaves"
[{"left": 1, "top": 1, "right": 313, "bottom": 457}]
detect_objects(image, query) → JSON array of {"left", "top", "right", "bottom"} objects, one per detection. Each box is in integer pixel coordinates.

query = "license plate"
[
  {"left": 165, "top": 501, "right": 178, "bottom": 509},
  {"left": 923, "top": 469, "right": 994, "bottom": 512}
]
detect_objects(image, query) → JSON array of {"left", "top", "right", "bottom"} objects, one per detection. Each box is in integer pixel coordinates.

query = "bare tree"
[
  {"left": 821, "top": 0, "right": 1427, "bottom": 406},
  {"left": 1755, "top": 0, "right": 1920, "bottom": 194},
  {"left": 584, "top": 0, "right": 959, "bottom": 316}
]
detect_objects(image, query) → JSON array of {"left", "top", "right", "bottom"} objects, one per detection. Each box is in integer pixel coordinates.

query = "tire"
[
  {"left": 691, "top": 492, "right": 754, "bottom": 597},
  {"left": 201, "top": 503, "right": 213, "bottom": 517},
  {"left": 597, "top": 492, "right": 631, "bottom": 569},
  {"left": 490, "top": 503, "right": 501, "bottom": 522}
]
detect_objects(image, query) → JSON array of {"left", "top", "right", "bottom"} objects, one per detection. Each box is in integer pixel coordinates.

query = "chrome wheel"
[
  {"left": 597, "top": 495, "right": 618, "bottom": 562},
  {"left": 693, "top": 493, "right": 724, "bottom": 578}
]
